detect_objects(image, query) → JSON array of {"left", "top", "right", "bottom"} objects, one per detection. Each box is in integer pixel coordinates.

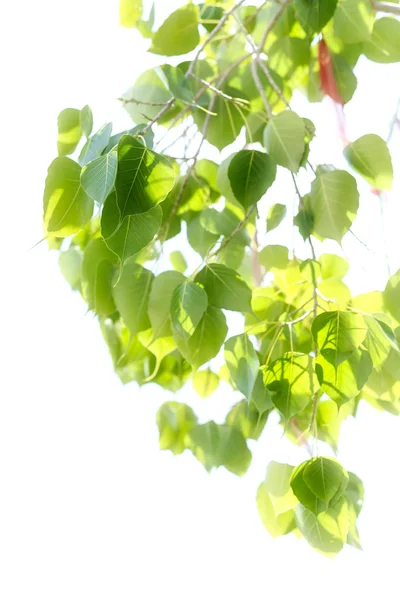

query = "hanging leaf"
[
  {"left": 193, "top": 85, "right": 247, "bottom": 151},
  {"left": 344, "top": 134, "right": 393, "bottom": 190},
  {"left": 171, "top": 281, "right": 208, "bottom": 348},
  {"left": 101, "top": 193, "right": 162, "bottom": 268},
  {"left": 256, "top": 461, "right": 299, "bottom": 539},
  {"left": 81, "top": 151, "right": 118, "bottom": 205},
  {"left": 295, "top": 499, "right": 349, "bottom": 555},
  {"left": 57, "top": 108, "right": 82, "bottom": 156},
  {"left": 80, "top": 106, "right": 93, "bottom": 138},
  {"left": 179, "top": 306, "right": 228, "bottom": 369},
  {"left": 195, "top": 264, "right": 252, "bottom": 312},
  {"left": 224, "top": 334, "right": 260, "bottom": 399},
  {"left": 227, "top": 150, "right": 277, "bottom": 209},
  {"left": 319, "top": 254, "right": 348, "bottom": 280},
  {"left": 312, "top": 311, "right": 368, "bottom": 367},
  {"left": 364, "top": 18, "right": 400, "bottom": 64},
  {"left": 113, "top": 263, "right": 154, "bottom": 335},
  {"left": 187, "top": 421, "right": 252, "bottom": 476},
  {"left": 156, "top": 401, "right": 197, "bottom": 455},
  {"left": 120, "top": 0, "right": 142, "bottom": 28},
  {"left": 264, "top": 353, "right": 318, "bottom": 420},
  {"left": 79, "top": 123, "right": 113, "bottom": 167},
  {"left": 150, "top": 5, "right": 200, "bottom": 56},
  {"left": 169, "top": 251, "right": 187, "bottom": 273},
  {"left": 308, "top": 168, "right": 359, "bottom": 242},
  {"left": 43, "top": 157, "right": 93, "bottom": 237},
  {"left": 148, "top": 271, "right": 186, "bottom": 339},
  {"left": 316, "top": 348, "right": 373, "bottom": 405},
  {"left": 294, "top": 0, "right": 338, "bottom": 33},
  {"left": 59, "top": 247, "right": 83, "bottom": 290},
  {"left": 333, "top": 0, "right": 374, "bottom": 44},
  {"left": 266, "top": 203, "right": 286, "bottom": 232},
  {"left": 192, "top": 369, "right": 219, "bottom": 398},
  {"left": 384, "top": 269, "right": 400, "bottom": 323},
  {"left": 81, "top": 239, "right": 117, "bottom": 315},
  {"left": 115, "top": 135, "right": 175, "bottom": 219},
  {"left": 264, "top": 110, "right": 306, "bottom": 173}
]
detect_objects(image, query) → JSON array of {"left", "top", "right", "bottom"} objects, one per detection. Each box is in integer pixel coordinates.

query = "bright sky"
[{"left": 2, "top": 0, "right": 400, "bottom": 598}]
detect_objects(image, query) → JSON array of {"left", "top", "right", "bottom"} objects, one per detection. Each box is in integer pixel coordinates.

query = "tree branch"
[{"left": 372, "top": 1, "right": 400, "bottom": 15}]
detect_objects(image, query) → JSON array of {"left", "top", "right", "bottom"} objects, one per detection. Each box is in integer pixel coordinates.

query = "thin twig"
[
  {"left": 372, "top": 1, "right": 400, "bottom": 15},
  {"left": 187, "top": 0, "right": 248, "bottom": 78},
  {"left": 207, "top": 205, "right": 256, "bottom": 260}
]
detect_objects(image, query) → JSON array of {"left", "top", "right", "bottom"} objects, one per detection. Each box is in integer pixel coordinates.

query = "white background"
[{"left": 1, "top": 0, "right": 400, "bottom": 598}]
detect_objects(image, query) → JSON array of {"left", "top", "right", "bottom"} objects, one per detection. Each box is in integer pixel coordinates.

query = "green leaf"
[
  {"left": 187, "top": 216, "right": 219, "bottom": 257},
  {"left": 317, "top": 400, "right": 339, "bottom": 426},
  {"left": 169, "top": 251, "right": 187, "bottom": 273},
  {"left": 312, "top": 310, "right": 367, "bottom": 367},
  {"left": 257, "top": 487, "right": 296, "bottom": 539},
  {"left": 308, "top": 169, "right": 359, "bottom": 242},
  {"left": 113, "top": 263, "right": 154, "bottom": 335},
  {"left": 226, "top": 399, "right": 269, "bottom": 440},
  {"left": 171, "top": 281, "right": 208, "bottom": 347},
  {"left": 259, "top": 245, "right": 289, "bottom": 270},
  {"left": 264, "top": 353, "right": 319, "bottom": 420},
  {"left": 316, "top": 348, "right": 372, "bottom": 405},
  {"left": 267, "top": 203, "right": 287, "bottom": 232},
  {"left": 344, "top": 134, "right": 393, "bottom": 190},
  {"left": 331, "top": 54, "right": 357, "bottom": 104},
  {"left": 81, "top": 239, "right": 117, "bottom": 315},
  {"left": 43, "top": 157, "right": 93, "bottom": 237},
  {"left": 364, "top": 17, "right": 400, "bottom": 63},
  {"left": 187, "top": 421, "right": 252, "bottom": 476},
  {"left": 80, "top": 105, "right": 93, "bottom": 138},
  {"left": 101, "top": 193, "right": 162, "bottom": 268},
  {"left": 192, "top": 369, "right": 219, "bottom": 398},
  {"left": 179, "top": 306, "right": 228, "bottom": 368},
  {"left": 119, "top": 0, "right": 142, "bottom": 27},
  {"left": 78, "top": 123, "right": 112, "bottom": 167},
  {"left": 121, "top": 68, "right": 177, "bottom": 125},
  {"left": 193, "top": 85, "right": 247, "bottom": 151},
  {"left": 195, "top": 264, "right": 252, "bottom": 312},
  {"left": 268, "top": 37, "right": 311, "bottom": 79},
  {"left": 295, "top": 499, "right": 349, "bottom": 555},
  {"left": 333, "top": 0, "right": 374, "bottom": 44},
  {"left": 303, "top": 457, "right": 349, "bottom": 503},
  {"left": 58, "top": 247, "right": 83, "bottom": 290},
  {"left": 363, "top": 316, "right": 398, "bottom": 369},
  {"left": 264, "top": 110, "right": 306, "bottom": 173},
  {"left": 81, "top": 151, "right": 118, "bottom": 205},
  {"left": 384, "top": 269, "right": 400, "bottom": 323},
  {"left": 148, "top": 271, "right": 186, "bottom": 339},
  {"left": 158, "top": 64, "right": 195, "bottom": 105},
  {"left": 57, "top": 108, "right": 82, "bottom": 156},
  {"left": 199, "top": 4, "right": 224, "bottom": 33},
  {"left": 116, "top": 135, "right": 175, "bottom": 218},
  {"left": 294, "top": 0, "right": 338, "bottom": 32},
  {"left": 227, "top": 150, "right": 276, "bottom": 209},
  {"left": 224, "top": 334, "right": 260, "bottom": 399},
  {"left": 319, "top": 253, "right": 348, "bottom": 280},
  {"left": 261, "top": 462, "right": 298, "bottom": 514},
  {"left": 150, "top": 5, "right": 200, "bottom": 56},
  {"left": 156, "top": 401, "right": 197, "bottom": 455}
]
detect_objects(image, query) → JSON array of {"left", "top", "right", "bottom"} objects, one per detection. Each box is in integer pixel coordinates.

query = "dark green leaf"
[
  {"left": 228, "top": 150, "right": 276, "bottom": 209},
  {"left": 116, "top": 135, "right": 175, "bottom": 218}
]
